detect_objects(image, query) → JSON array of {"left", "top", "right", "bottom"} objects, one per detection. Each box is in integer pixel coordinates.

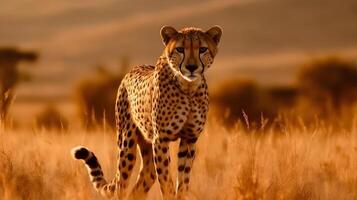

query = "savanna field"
[
  {"left": 1, "top": 56, "right": 357, "bottom": 200},
  {"left": 1, "top": 111, "right": 357, "bottom": 200}
]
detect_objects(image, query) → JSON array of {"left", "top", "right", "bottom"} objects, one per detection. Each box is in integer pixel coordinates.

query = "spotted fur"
[{"left": 71, "top": 26, "right": 222, "bottom": 200}]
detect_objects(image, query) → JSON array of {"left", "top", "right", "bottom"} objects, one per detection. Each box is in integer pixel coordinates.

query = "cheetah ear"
[
  {"left": 160, "top": 26, "right": 178, "bottom": 46},
  {"left": 206, "top": 25, "right": 222, "bottom": 45}
]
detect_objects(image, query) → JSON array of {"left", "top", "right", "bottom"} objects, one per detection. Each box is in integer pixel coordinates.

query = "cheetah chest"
[
  {"left": 179, "top": 97, "right": 208, "bottom": 139},
  {"left": 152, "top": 87, "right": 209, "bottom": 142}
]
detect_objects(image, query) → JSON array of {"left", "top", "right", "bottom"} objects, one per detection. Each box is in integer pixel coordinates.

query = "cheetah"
[{"left": 71, "top": 25, "right": 222, "bottom": 200}]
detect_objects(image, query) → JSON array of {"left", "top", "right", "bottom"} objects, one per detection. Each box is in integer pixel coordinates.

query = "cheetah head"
[{"left": 160, "top": 26, "right": 222, "bottom": 82}]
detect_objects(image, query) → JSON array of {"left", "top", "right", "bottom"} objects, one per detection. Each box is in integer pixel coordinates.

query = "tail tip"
[{"left": 71, "top": 146, "right": 90, "bottom": 160}]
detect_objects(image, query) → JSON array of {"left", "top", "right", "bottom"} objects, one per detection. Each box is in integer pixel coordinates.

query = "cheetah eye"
[
  {"left": 175, "top": 47, "right": 185, "bottom": 53},
  {"left": 199, "top": 47, "right": 208, "bottom": 54}
]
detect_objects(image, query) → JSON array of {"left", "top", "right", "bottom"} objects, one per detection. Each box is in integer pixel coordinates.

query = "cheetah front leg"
[
  {"left": 129, "top": 133, "right": 157, "bottom": 199},
  {"left": 176, "top": 137, "right": 197, "bottom": 200},
  {"left": 153, "top": 137, "right": 176, "bottom": 200},
  {"left": 113, "top": 85, "right": 138, "bottom": 199}
]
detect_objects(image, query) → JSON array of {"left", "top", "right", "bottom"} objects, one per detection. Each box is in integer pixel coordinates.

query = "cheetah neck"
[
  {"left": 172, "top": 73, "right": 203, "bottom": 95},
  {"left": 156, "top": 56, "right": 205, "bottom": 96}
]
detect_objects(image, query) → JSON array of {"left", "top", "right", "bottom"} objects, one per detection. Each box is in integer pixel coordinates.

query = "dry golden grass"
[{"left": 1, "top": 115, "right": 357, "bottom": 200}]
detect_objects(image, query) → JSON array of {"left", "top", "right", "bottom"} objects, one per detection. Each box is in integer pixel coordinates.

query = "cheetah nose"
[{"left": 186, "top": 64, "right": 198, "bottom": 73}]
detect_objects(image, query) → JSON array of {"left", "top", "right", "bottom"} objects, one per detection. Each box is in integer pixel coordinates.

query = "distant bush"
[
  {"left": 211, "top": 79, "right": 300, "bottom": 129},
  {"left": 35, "top": 105, "right": 68, "bottom": 131},
  {"left": 297, "top": 57, "right": 357, "bottom": 114},
  {"left": 210, "top": 79, "right": 276, "bottom": 129},
  {"left": 211, "top": 56, "right": 357, "bottom": 129},
  {"left": 75, "top": 61, "right": 128, "bottom": 129},
  {"left": 266, "top": 86, "right": 298, "bottom": 108}
]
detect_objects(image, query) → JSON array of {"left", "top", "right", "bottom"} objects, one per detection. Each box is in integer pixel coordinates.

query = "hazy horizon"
[{"left": 2, "top": 0, "right": 357, "bottom": 123}]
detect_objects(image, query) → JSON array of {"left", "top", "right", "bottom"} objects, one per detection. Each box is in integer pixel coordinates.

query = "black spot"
[
  {"left": 120, "top": 151, "right": 125, "bottom": 157},
  {"left": 74, "top": 147, "right": 89, "bottom": 159},
  {"left": 157, "top": 168, "right": 162, "bottom": 174},
  {"left": 178, "top": 150, "right": 187, "bottom": 158},
  {"left": 122, "top": 160, "right": 126, "bottom": 168},
  {"left": 178, "top": 165, "right": 185, "bottom": 171},
  {"left": 164, "top": 159, "right": 169, "bottom": 166},
  {"left": 122, "top": 172, "right": 128, "bottom": 179},
  {"left": 184, "top": 178, "right": 189, "bottom": 183},
  {"left": 187, "top": 138, "right": 198, "bottom": 144},
  {"left": 162, "top": 147, "right": 168, "bottom": 153},
  {"left": 128, "top": 164, "right": 134, "bottom": 170},
  {"left": 128, "top": 139, "right": 135, "bottom": 148},
  {"left": 151, "top": 173, "right": 156, "bottom": 180},
  {"left": 90, "top": 170, "right": 103, "bottom": 177},
  {"left": 185, "top": 167, "right": 191, "bottom": 173},
  {"left": 127, "top": 153, "right": 135, "bottom": 161},
  {"left": 86, "top": 156, "right": 99, "bottom": 168}
]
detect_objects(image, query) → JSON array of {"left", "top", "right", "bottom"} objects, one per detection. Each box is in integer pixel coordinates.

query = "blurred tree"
[
  {"left": 35, "top": 105, "right": 68, "bottom": 131},
  {"left": 267, "top": 86, "right": 298, "bottom": 108},
  {"left": 75, "top": 58, "right": 129, "bottom": 129},
  {"left": 0, "top": 47, "right": 38, "bottom": 123},
  {"left": 297, "top": 57, "right": 357, "bottom": 113}
]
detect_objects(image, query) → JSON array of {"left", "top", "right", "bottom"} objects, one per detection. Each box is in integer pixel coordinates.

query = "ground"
[{"left": 1, "top": 119, "right": 357, "bottom": 200}]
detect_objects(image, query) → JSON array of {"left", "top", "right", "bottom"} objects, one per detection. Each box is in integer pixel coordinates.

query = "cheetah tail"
[{"left": 71, "top": 146, "right": 117, "bottom": 198}]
